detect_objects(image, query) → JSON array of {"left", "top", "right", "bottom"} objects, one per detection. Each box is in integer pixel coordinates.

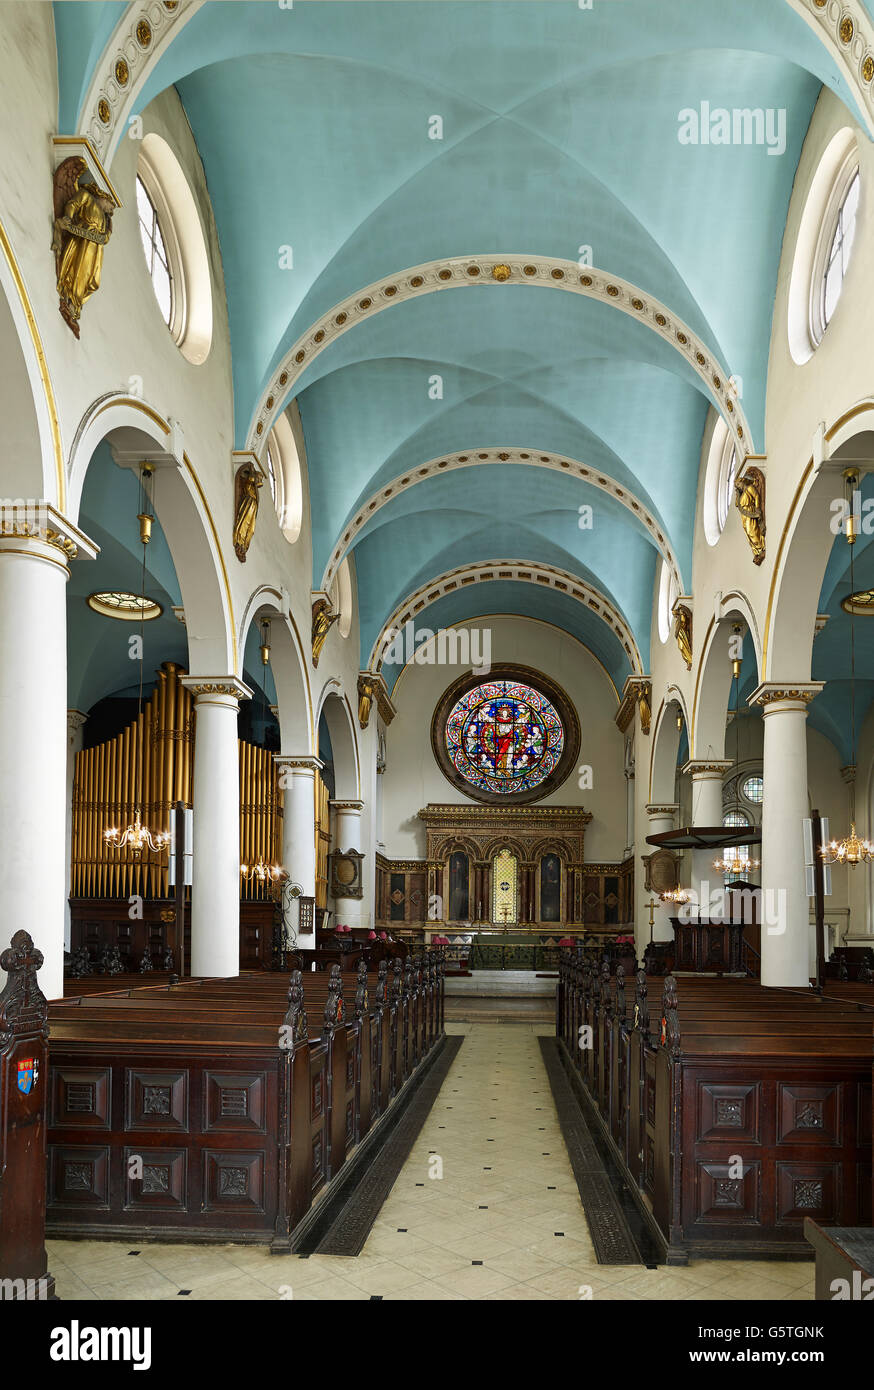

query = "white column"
[
  {"left": 644, "top": 803, "right": 679, "bottom": 943},
  {"left": 181, "top": 676, "right": 251, "bottom": 977},
  {"left": 330, "top": 798, "right": 364, "bottom": 929},
  {"left": 683, "top": 760, "right": 732, "bottom": 915},
  {"left": 0, "top": 517, "right": 97, "bottom": 999},
  {"left": 275, "top": 755, "right": 322, "bottom": 949},
  {"left": 750, "top": 684, "right": 822, "bottom": 987},
  {"left": 65, "top": 711, "right": 87, "bottom": 949}
]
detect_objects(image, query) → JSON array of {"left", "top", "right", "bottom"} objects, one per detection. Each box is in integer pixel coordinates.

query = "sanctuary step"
[{"left": 445, "top": 969, "right": 557, "bottom": 997}]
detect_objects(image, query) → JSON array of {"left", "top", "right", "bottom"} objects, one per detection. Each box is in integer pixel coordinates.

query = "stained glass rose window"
[{"left": 443, "top": 678, "right": 565, "bottom": 797}]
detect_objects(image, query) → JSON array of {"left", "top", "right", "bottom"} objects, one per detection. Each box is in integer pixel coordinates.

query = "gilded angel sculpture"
[
  {"left": 312, "top": 597, "right": 339, "bottom": 667},
  {"left": 233, "top": 463, "right": 263, "bottom": 562},
  {"left": 674, "top": 604, "right": 693, "bottom": 670},
  {"left": 52, "top": 157, "right": 116, "bottom": 338},
  {"left": 734, "top": 467, "right": 766, "bottom": 566}
]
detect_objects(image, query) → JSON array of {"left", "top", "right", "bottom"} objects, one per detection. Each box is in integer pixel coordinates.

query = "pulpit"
[{"left": 670, "top": 881, "right": 759, "bottom": 974}]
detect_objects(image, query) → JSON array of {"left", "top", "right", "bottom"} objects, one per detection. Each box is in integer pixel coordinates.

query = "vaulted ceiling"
[{"left": 57, "top": 1, "right": 870, "bottom": 695}]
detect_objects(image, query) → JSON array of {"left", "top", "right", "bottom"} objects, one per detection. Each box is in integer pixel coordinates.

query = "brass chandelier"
[{"left": 104, "top": 467, "right": 170, "bottom": 857}]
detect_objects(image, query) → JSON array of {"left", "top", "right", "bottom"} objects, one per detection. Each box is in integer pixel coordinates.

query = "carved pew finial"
[
  {"left": 376, "top": 958, "right": 388, "bottom": 1008},
  {"left": 282, "top": 968, "right": 309, "bottom": 1046},
  {"left": 323, "top": 962, "right": 345, "bottom": 1032},
  {"left": 615, "top": 963, "right": 626, "bottom": 1020},
  {"left": 634, "top": 964, "right": 649, "bottom": 1033},
  {"left": 660, "top": 973, "right": 681, "bottom": 1057},
  {"left": 392, "top": 958, "right": 403, "bottom": 1004},
  {"left": 354, "top": 958, "right": 369, "bottom": 1019},
  {"left": 0, "top": 930, "right": 48, "bottom": 1043}
]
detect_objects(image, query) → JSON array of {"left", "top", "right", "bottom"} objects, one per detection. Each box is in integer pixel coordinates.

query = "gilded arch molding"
[
  {"left": 320, "top": 446, "right": 682, "bottom": 596},
  {"left": 367, "top": 560, "right": 643, "bottom": 677},
  {"left": 245, "top": 255, "right": 755, "bottom": 457}
]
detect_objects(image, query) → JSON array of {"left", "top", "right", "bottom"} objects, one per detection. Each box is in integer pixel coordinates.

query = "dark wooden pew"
[
  {"left": 557, "top": 948, "right": 873, "bottom": 1262},
  {"left": 45, "top": 951, "right": 445, "bottom": 1249}
]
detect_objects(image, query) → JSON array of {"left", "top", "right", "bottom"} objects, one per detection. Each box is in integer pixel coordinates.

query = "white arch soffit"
[
  {"left": 66, "top": 392, "right": 236, "bottom": 674},
  {"left": 784, "top": 0, "right": 874, "bottom": 140},
  {"left": 238, "top": 583, "right": 314, "bottom": 752},
  {"left": 691, "top": 596, "right": 761, "bottom": 757},
  {"left": 75, "top": 0, "right": 206, "bottom": 166},
  {"left": 0, "top": 217, "right": 64, "bottom": 508},
  {"left": 315, "top": 683, "right": 361, "bottom": 798},
  {"left": 320, "top": 446, "right": 681, "bottom": 595},
  {"left": 649, "top": 686, "right": 689, "bottom": 800},
  {"left": 246, "top": 255, "right": 754, "bottom": 457},
  {"left": 763, "top": 398, "right": 874, "bottom": 679},
  {"left": 367, "top": 560, "right": 643, "bottom": 676}
]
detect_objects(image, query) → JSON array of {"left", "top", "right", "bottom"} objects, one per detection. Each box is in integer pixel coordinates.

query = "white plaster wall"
[{"left": 380, "top": 617, "right": 626, "bottom": 863}]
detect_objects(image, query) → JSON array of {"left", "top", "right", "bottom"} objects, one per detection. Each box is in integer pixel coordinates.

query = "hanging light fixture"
[
  {"left": 822, "top": 471, "right": 874, "bottom": 866},
  {"left": 105, "top": 466, "right": 170, "bottom": 857},
  {"left": 714, "top": 626, "right": 760, "bottom": 876},
  {"left": 240, "top": 616, "right": 286, "bottom": 887},
  {"left": 660, "top": 887, "right": 691, "bottom": 905}
]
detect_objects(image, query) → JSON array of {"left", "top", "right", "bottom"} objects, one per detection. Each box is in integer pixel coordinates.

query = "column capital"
[
  {"left": 748, "top": 681, "right": 824, "bottom": 710},
  {"left": 330, "top": 799, "right": 364, "bottom": 814},
  {"left": 181, "top": 675, "right": 252, "bottom": 703},
  {"left": 0, "top": 501, "right": 99, "bottom": 564},
  {"left": 646, "top": 802, "right": 678, "bottom": 818},
  {"left": 67, "top": 709, "right": 88, "bottom": 733},
  {"left": 274, "top": 754, "right": 323, "bottom": 774},
  {"left": 682, "top": 759, "right": 732, "bottom": 778}
]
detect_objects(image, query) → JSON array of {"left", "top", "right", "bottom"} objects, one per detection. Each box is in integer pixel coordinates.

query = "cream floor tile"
[
  {"left": 292, "top": 1274, "right": 373, "bottom": 1300},
  {"left": 715, "top": 1275, "right": 809, "bottom": 1301},
  {"left": 613, "top": 1267, "right": 713, "bottom": 1299},
  {"left": 523, "top": 1265, "right": 615, "bottom": 1298},
  {"left": 431, "top": 1264, "right": 518, "bottom": 1298},
  {"left": 87, "top": 1267, "right": 181, "bottom": 1300},
  {"left": 483, "top": 1284, "right": 554, "bottom": 1300},
  {"left": 341, "top": 1260, "right": 426, "bottom": 1296},
  {"left": 437, "top": 1232, "right": 522, "bottom": 1261},
  {"left": 384, "top": 1280, "right": 467, "bottom": 1301},
  {"left": 53, "top": 1269, "right": 100, "bottom": 1300}
]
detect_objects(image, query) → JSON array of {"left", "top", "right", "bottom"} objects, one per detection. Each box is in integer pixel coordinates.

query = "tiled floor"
[{"left": 48, "top": 1023, "right": 815, "bottom": 1302}]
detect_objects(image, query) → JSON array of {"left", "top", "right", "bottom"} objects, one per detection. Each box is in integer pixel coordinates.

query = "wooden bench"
[
  {"left": 44, "top": 951, "right": 445, "bottom": 1249},
  {"left": 557, "top": 949, "right": 872, "bottom": 1262}
]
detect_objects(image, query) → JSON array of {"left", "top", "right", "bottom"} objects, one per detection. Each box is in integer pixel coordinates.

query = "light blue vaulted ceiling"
[{"left": 56, "top": 1, "right": 867, "bottom": 688}]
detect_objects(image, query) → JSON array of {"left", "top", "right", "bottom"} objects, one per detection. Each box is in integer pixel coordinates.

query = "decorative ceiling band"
[
  {"left": 246, "top": 255, "right": 753, "bottom": 458},
  {"left": 76, "top": 0, "right": 204, "bottom": 164},
  {"left": 367, "top": 559, "right": 642, "bottom": 677},
  {"left": 321, "top": 446, "right": 681, "bottom": 597}
]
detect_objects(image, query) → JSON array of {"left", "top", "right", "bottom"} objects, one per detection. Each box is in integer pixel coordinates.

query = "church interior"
[{"left": 2, "top": 0, "right": 874, "bottom": 1324}]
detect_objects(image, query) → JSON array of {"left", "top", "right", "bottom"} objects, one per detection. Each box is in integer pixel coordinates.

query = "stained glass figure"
[{"left": 443, "top": 679, "right": 564, "bottom": 798}]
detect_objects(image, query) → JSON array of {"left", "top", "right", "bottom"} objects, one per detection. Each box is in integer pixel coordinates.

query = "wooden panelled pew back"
[
  {"left": 557, "top": 948, "right": 873, "bottom": 1263},
  {"left": 45, "top": 950, "right": 445, "bottom": 1250}
]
